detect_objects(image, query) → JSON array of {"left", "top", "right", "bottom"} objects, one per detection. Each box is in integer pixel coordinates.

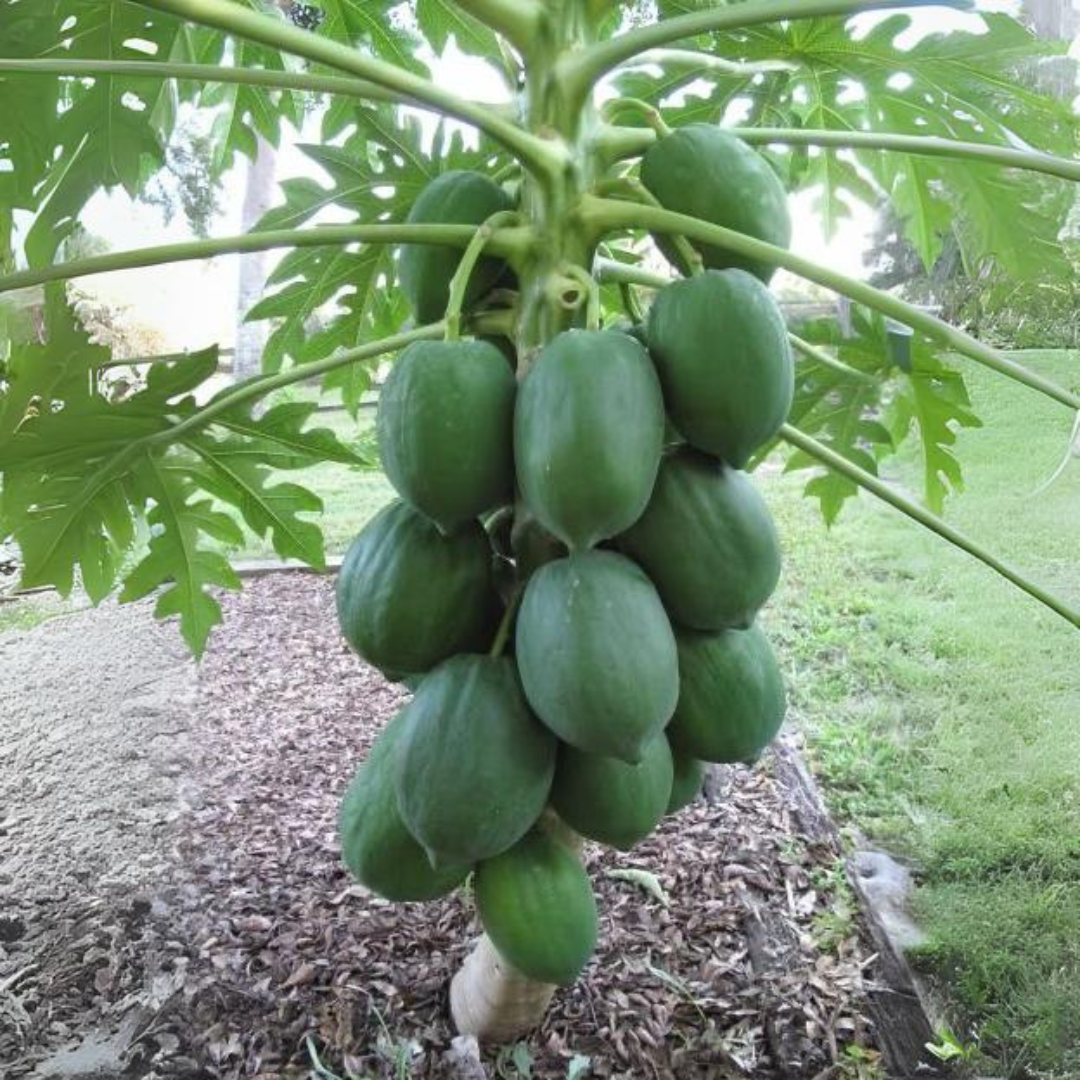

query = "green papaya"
[
  {"left": 475, "top": 830, "right": 597, "bottom": 986},
  {"left": 666, "top": 746, "right": 705, "bottom": 814},
  {"left": 516, "top": 550, "right": 679, "bottom": 763},
  {"left": 395, "top": 655, "right": 557, "bottom": 864},
  {"left": 640, "top": 125, "right": 791, "bottom": 282},
  {"left": 668, "top": 623, "right": 786, "bottom": 764},
  {"left": 551, "top": 732, "right": 673, "bottom": 851},
  {"left": 646, "top": 270, "right": 794, "bottom": 468},
  {"left": 514, "top": 330, "right": 664, "bottom": 550},
  {"left": 378, "top": 339, "right": 516, "bottom": 531},
  {"left": 336, "top": 501, "right": 497, "bottom": 675},
  {"left": 619, "top": 448, "right": 781, "bottom": 630},
  {"left": 338, "top": 719, "right": 470, "bottom": 901},
  {"left": 398, "top": 170, "right": 514, "bottom": 323}
]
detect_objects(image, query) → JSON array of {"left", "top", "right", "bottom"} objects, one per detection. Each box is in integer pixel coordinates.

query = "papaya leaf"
[{"left": 414, "top": 0, "right": 500, "bottom": 58}]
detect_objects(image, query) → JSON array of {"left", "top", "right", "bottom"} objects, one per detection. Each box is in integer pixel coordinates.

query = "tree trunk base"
[{"left": 450, "top": 933, "right": 556, "bottom": 1043}]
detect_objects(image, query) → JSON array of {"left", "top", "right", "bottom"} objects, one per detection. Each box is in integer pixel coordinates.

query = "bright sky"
[{"left": 77, "top": 1, "right": 1054, "bottom": 351}]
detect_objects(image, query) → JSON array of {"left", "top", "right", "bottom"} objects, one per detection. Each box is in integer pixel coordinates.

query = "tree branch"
[
  {"left": 780, "top": 424, "right": 1080, "bottom": 629},
  {"left": 133, "top": 0, "right": 563, "bottom": 174},
  {"left": 560, "top": 0, "right": 972, "bottom": 99},
  {"left": 580, "top": 196, "right": 1080, "bottom": 412},
  {"left": 596, "top": 123, "right": 1080, "bottom": 183},
  {"left": 0, "top": 223, "right": 534, "bottom": 297}
]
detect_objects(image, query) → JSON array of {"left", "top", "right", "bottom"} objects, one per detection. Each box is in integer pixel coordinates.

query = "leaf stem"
[
  {"left": 789, "top": 334, "right": 877, "bottom": 384},
  {"left": 489, "top": 587, "right": 523, "bottom": 657},
  {"left": 580, "top": 196, "right": 1080, "bottom": 411},
  {"left": 596, "top": 123, "right": 1080, "bottom": 183},
  {"left": 780, "top": 424, "right": 1080, "bottom": 629},
  {"left": 561, "top": 0, "right": 972, "bottom": 98},
  {"left": 444, "top": 212, "right": 522, "bottom": 341},
  {"left": 0, "top": 223, "right": 534, "bottom": 297},
  {"left": 453, "top": 0, "right": 543, "bottom": 56},
  {"left": 563, "top": 266, "right": 602, "bottom": 331},
  {"left": 132, "top": 0, "right": 563, "bottom": 174},
  {"left": 616, "top": 48, "right": 797, "bottom": 77}
]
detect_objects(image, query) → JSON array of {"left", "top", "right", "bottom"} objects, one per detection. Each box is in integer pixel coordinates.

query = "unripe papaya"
[
  {"left": 336, "top": 501, "right": 497, "bottom": 675},
  {"left": 668, "top": 623, "right": 786, "bottom": 764},
  {"left": 395, "top": 655, "right": 557, "bottom": 864},
  {"left": 514, "top": 330, "right": 664, "bottom": 550},
  {"left": 640, "top": 125, "right": 791, "bottom": 282},
  {"left": 516, "top": 550, "right": 679, "bottom": 763},
  {"left": 646, "top": 270, "right": 793, "bottom": 468},
  {"left": 551, "top": 732, "right": 673, "bottom": 851},
  {"left": 619, "top": 448, "right": 781, "bottom": 630},
  {"left": 475, "top": 830, "right": 597, "bottom": 986},
  {"left": 666, "top": 746, "right": 705, "bottom": 814},
  {"left": 338, "top": 719, "right": 470, "bottom": 901},
  {"left": 398, "top": 170, "right": 513, "bottom": 323},
  {"left": 378, "top": 339, "right": 516, "bottom": 531}
]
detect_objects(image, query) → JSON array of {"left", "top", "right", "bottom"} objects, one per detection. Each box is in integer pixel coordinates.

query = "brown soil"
[{"left": 1, "top": 575, "right": 885, "bottom": 1080}]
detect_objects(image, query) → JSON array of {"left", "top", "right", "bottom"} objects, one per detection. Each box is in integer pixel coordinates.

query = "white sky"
[{"left": 76, "top": 0, "right": 1057, "bottom": 351}]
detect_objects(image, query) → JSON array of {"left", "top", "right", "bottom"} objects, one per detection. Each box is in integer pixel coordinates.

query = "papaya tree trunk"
[{"left": 447, "top": 0, "right": 603, "bottom": 1042}]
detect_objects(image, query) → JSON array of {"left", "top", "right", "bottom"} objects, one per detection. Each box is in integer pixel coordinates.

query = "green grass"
[{"left": 764, "top": 351, "right": 1079, "bottom": 1078}]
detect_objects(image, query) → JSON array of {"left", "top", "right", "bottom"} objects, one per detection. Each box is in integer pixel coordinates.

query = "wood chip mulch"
[{"left": 137, "top": 574, "right": 886, "bottom": 1080}]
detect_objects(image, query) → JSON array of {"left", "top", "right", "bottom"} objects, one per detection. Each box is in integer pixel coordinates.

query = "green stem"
[
  {"left": 580, "top": 196, "right": 1080, "bottom": 412},
  {"left": 780, "top": 424, "right": 1080, "bottom": 629},
  {"left": 445, "top": 212, "right": 522, "bottom": 341},
  {"left": 0, "top": 223, "right": 533, "bottom": 297},
  {"left": 489, "top": 587, "right": 523, "bottom": 657},
  {"left": 591, "top": 182, "right": 701, "bottom": 276},
  {"left": 789, "top": 334, "right": 877, "bottom": 384},
  {"left": 596, "top": 123, "right": 1080, "bottom": 183},
  {"left": 561, "top": 0, "right": 972, "bottom": 98},
  {"left": 454, "top": 0, "right": 543, "bottom": 55},
  {"left": 617, "top": 48, "right": 797, "bottom": 77},
  {"left": 563, "top": 266, "right": 601, "bottom": 331},
  {"left": 133, "top": 0, "right": 563, "bottom": 174},
  {"left": 600, "top": 98, "right": 671, "bottom": 138}
]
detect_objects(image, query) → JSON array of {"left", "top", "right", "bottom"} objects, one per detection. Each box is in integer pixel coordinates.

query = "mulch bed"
[{"left": 5, "top": 574, "right": 895, "bottom": 1079}]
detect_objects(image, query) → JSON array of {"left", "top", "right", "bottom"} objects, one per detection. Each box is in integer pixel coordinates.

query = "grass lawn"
[
  {"left": 209, "top": 353, "right": 1080, "bottom": 1074},
  {"left": 765, "top": 350, "right": 1079, "bottom": 1078}
]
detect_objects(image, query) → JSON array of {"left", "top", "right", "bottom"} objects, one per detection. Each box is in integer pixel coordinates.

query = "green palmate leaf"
[
  {"left": 0, "top": 292, "right": 361, "bottom": 653},
  {"left": 317, "top": 0, "right": 425, "bottom": 73},
  {"left": 620, "top": 12, "right": 1076, "bottom": 276},
  {"left": 414, "top": 0, "right": 500, "bottom": 57},
  {"left": 248, "top": 103, "right": 501, "bottom": 407},
  {"left": 785, "top": 305, "right": 980, "bottom": 522}
]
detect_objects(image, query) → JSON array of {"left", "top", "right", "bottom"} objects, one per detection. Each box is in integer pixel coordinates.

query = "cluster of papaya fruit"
[{"left": 336, "top": 126, "right": 793, "bottom": 988}]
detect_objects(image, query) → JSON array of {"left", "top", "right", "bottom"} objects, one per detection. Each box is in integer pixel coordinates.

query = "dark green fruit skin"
[
  {"left": 516, "top": 550, "right": 680, "bottom": 764},
  {"left": 641, "top": 125, "right": 791, "bottom": 283},
  {"left": 619, "top": 448, "right": 781, "bottom": 631},
  {"left": 336, "top": 501, "right": 497, "bottom": 676},
  {"left": 666, "top": 746, "right": 705, "bottom": 814},
  {"left": 338, "top": 719, "right": 470, "bottom": 901},
  {"left": 398, "top": 171, "right": 514, "bottom": 323},
  {"left": 475, "top": 830, "right": 598, "bottom": 986},
  {"left": 668, "top": 623, "right": 786, "bottom": 764},
  {"left": 646, "top": 270, "right": 794, "bottom": 468},
  {"left": 378, "top": 339, "right": 516, "bottom": 531},
  {"left": 395, "top": 655, "right": 557, "bottom": 864},
  {"left": 551, "top": 732, "right": 674, "bottom": 851},
  {"left": 514, "top": 330, "right": 665, "bottom": 551}
]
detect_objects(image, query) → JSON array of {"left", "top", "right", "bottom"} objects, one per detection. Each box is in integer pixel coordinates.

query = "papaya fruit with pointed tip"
[
  {"left": 646, "top": 269, "right": 793, "bottom": 468},
  {"left": 666, "top": 747, "right": 706, "bottom": 814},
  {"left": 378, "top": 339, "right": 516, "bottom": 531}
]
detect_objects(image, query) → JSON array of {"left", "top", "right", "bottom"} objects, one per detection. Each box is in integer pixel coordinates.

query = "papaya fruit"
[
  {"left": 338, "top": 719, "right": 470, "bottom": 901},
  {"left": 398, "top": 170, "right": 514, "bottom": 323},
  {"left": 475, "top": 830, "right": 597, "bottom": 986},
  {"left": 378, "top": 339, "right": 516, "bottom": 531},
  {"left": 516, "top": 550, "right": 679, "bottom": 763},
  {"left": 640, "top": 125, "right": 791, "bottom": 283},
  {"left": 668, "top": 623, "right": 786, "bottom": 764},
  {"left": 619, "top": 448, "right": 781, "bottom": 630},
  {"left": 551, "top": 732, "right": 673, "bottom": 851},
  {"left": 666, "top": 746, "right": 705, "bottom": 814},
  {"left": 336, "top": 501, "right": 497, "bottom": 675},
  {"left": 514, "top": 330, "right": 664, "bottom": 550},
  {"left": 395, "top": 655, "right": 557, "bottom": 864},
  {"left": 646, "top": 270, "right": 794, "bottom": 468}
]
